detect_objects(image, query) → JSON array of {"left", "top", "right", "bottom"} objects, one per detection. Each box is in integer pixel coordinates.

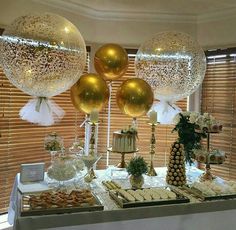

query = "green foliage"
[
  {"left": 172, "top": 113, "right": 207, "bottom": 164},
  {"left": 126, "top": 156, "right": 148, "bottom": 177}
]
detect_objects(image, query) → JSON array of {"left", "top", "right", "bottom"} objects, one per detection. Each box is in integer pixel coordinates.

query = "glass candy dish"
[
  {"left": 69, "top": 138, "right": 84, "bottom": 155},
  {"left": 47, "top": 155, "right": 77, "bottom": 187}
]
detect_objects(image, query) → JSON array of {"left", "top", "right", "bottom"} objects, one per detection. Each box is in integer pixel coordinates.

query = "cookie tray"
[
  {"left": 109, "top": 187, "right": 190, "bottom": 208},
  {"left": 20, "top": 192, "right": 104, "bottom": 216},
  {"left": 182, "top": 185, "right": 236, "bottom": 201}
]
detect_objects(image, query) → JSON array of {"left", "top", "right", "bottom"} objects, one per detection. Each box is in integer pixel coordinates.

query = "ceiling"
[
  {"left": 1, "top": 0, "right": 236, "bottom": 47},
  {"left": 68, "top": 0, "right": 236, "bottom": 15},
  {"left": 35, "top": 0, "right": 236, "bottom": 22}
]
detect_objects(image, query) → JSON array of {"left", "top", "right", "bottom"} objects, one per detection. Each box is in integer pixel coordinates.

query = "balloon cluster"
[
  {"left": 0, "top": 13, "right": 205, "bottom": 126},
  {"left": 71, "top": 43, "right": 153, "bottom": 119}
]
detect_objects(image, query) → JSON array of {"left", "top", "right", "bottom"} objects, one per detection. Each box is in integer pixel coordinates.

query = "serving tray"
[
  {"left": 182, "top": 185, "right": 236, "bottom": 201},
  {"left": 109, "top": 187, "right": 190, "bottom": 208},
  {"left": 20, "top": 190, "right": 104, "bottom": 216}
]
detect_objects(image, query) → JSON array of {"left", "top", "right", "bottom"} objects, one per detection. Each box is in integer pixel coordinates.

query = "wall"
[
  {"left": 198, "top": 16, "right": 236, "bottom": 49},
  {"left": 1, "top": 0, "right": 236, "bottom": 49},
  {"left": 0, "top": 0, "right": 197, "bottom": 47}
]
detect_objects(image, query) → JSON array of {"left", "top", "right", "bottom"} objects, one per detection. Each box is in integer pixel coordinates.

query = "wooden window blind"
[
  {"left": 201, "top": 48, "right": 236, "bottom": 180},
  {"left": 0, "top": 48, "right": 90, "bottom": 213},
  {"left": 98, "top": 50, "right": 187, "bottom": 169}
]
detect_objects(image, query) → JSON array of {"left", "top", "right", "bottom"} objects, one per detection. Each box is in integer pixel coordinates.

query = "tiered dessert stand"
[{"left": 199, "top": 130, "right": 223, "bottom": 181}]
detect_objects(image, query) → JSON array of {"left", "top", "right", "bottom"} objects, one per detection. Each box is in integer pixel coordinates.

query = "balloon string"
[
  {"left": 162, "top": 100, "right": 176, "bottom": 113},
  {"left": 132, "top": 117, "right": 138, "bottom": 128},
  {"left": 80, "top": 115, "right": 88, "bottom": 127},
  {"left": 74, "top": 111, "right": 78, "bottom": 141},
  {"left": 167, "top": 101, "right": 176, "bottom": 110},
  {"left": 83, "top": 114, "right": 90, "bottom": 155},
  {"left": 106, "top": 82, "right": 112, "bottom": 167}
]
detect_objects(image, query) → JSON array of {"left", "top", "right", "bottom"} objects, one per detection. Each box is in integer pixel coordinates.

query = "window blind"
[
  {"left": 0, "top": 48, "right": 90, "bottom": 213},
  {"left": 97, "top": 50, "right": 187, "bottom": 169},
  {"left": 201, "top": 48, "right": 236, "bottom": 180}
]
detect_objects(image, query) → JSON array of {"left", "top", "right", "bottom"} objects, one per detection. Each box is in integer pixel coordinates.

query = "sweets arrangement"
[
  {"left": 166, "top": 141, "right": 186, "bottom": 186},
  {"left": 117, "top": 188, "right": 177, "bottom": 202},
  {"left": 192, "top": 149, "right": 225, "bottom": 164},
  {"left": 109, "top": 187, "right": 189, "bottom": 208},
  {"left": 191, "top": 181, "right": 236, "bottom": 196},
  {"left": 102, "top": 180, "right": 121, "bottom": 190},
  {"left": 25, "top": 190, "right": 96, "bottom": 210},
  {"left": 21, "top": 189, "right": 105, "bottom": 216}
]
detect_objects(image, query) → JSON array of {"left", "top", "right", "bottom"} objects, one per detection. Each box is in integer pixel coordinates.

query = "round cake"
[{"left": 112, "top": 131, "right": 136, "bottom": 153}]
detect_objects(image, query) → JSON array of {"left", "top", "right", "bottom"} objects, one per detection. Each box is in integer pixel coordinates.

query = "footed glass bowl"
[{"left": 47, "top": 156, "right": 77, "bottom": 183}]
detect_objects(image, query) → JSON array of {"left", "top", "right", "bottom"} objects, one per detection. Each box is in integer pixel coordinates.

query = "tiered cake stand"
[
  {"left": 107, "top": 148, "right": 139, "bottom": 168},
  {"left": 200, "top": 131, "right": 221, "bottom": 181}
]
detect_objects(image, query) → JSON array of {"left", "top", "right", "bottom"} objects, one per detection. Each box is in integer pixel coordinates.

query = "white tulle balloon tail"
[
  {"left": 19, "top": 97, "right": 65, "bottom": 126},
  {"left": 149, "top": 100, "right": 182, "bottom": 124}
]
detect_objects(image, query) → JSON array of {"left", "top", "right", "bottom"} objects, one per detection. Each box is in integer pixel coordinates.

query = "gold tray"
[
  {"left": 20, "top": 191, "right": 104, "bottom": 216},
  {"left": 109, "top": 187, "right": 190, "bottom": 208},
  {"left": 182, "top": 185, "right": 236, "bottom": 201}
]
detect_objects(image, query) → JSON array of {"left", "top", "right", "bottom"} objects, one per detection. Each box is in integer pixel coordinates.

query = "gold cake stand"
[{"left": 107, "top": 147, "right": 139, "bottom": 168}]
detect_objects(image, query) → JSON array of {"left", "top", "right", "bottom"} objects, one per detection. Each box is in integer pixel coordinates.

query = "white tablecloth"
[{"left": 8, "top": 167, "right": 236, "bottom": 230}]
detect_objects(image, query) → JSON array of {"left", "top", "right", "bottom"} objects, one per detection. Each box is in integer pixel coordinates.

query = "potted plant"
[{"left": 126, "top": 156, "right": 148, "bottom": 189}]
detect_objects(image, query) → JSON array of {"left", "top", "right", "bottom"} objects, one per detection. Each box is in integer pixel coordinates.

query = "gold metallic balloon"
[
  {"left": 116, "top": 78, "right": 154, "bottom": 118},
  {"left": 94, "top": 43, "right": 128, "bottom": 81},
  {"left": 70, "top": 73, "right": 110, "bottom": 114}
]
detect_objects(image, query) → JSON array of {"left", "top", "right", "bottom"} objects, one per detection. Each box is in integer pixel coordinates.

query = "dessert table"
[{"left": 8, "top": 167, "right": 236, "bottom": 230}]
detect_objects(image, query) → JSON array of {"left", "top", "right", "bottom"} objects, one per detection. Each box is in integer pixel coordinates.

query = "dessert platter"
[
  {"left": 20, "top": 189, "right": 104, "bottom": 216},
  {"left": 109, "top": 187, "right": 190, "bottom": 208},
  {"left": 182, "top": 180, "right": 236, "bottom": 201}
]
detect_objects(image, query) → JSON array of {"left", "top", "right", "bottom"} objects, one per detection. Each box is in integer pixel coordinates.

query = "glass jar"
[
  {"left": 44, "top": 132, "right": 64, "bottom": 162},
  {"left": 47, "top": 155, "right": 77, "bottom": 183}
]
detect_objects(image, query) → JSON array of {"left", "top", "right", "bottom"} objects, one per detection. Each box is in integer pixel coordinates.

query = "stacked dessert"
[{"left": 166, "top": 141, "right": 186, "bottom": 186}]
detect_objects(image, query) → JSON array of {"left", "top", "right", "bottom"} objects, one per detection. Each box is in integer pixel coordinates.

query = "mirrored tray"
[{"left": 182, "top": 185, "right": 236, "bottom": 201}]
